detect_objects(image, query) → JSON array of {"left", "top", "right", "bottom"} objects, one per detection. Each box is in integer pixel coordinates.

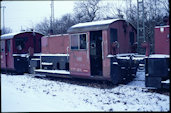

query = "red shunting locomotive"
[{"left": 30, "top": 19, "right": 141, "bottom": 84}]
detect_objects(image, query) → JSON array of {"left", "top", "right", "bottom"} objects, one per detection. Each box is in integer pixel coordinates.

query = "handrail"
[
  {"left": 102, "top": 41, "right": 104, "bottom": 59},
  {"left": 87, "top": 42, "right": 89, "bottom": 59}
]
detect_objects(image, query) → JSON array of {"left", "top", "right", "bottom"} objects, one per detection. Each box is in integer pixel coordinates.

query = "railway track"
[
  {"left": 33, "top": 74, "right": 117, "bottom": 89},
  {"left": 32, "top": 73, "right": 170, "bottom": 96}
]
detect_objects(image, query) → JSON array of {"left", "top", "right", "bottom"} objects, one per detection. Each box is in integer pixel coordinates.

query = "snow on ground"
[
  {"left": 1, "top": 69, "right": 170, "bottom": 112},
  {"left": 128, "top": 69, "right": 146, "bottom": 87}
]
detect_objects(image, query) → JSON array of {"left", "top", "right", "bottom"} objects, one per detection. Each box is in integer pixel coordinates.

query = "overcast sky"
[
  {"left": 1, "top": 1, "right": 75, "bottom": 32},
  {"left": 1, "top": 0, "right": 131, "bottom": 33}
]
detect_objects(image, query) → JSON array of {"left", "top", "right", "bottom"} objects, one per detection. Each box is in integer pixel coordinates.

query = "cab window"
[
  {"left": 1, "top": 41, "right": 5, "bottom": 52},
  {"left": 71, "top": 33, "right": 87, "bottom": 50},
  {"left": 6, "top": 40, "right": 11, "bottom": 52},
  {"left": 71, "top": 34, "right": 79, "bottom": 50},
  {"left": 15, "top": 37, "right": 28, "bottom": 51}
]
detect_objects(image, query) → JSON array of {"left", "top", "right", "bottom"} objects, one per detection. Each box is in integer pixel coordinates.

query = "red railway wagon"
[
  {"left": 145, "top": 24, "right": 170, "bottom": 89},
  {"left": 0, "top": 31, "right": 44, "bottom": 74},
  {"left": 32, "top": 19, "right": 140, "bottom": 84},
  {"left": 154, "top": 25, "right": 170, "bottom": 55}
]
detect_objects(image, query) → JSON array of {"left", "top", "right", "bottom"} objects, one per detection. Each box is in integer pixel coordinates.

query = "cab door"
[
  {"left": 69, "top": 33, "right": 91, "bottom": 76},
  {"left": 90, "top": 30, "right": 103, "bottom": 76},
  {"left": 5, "top": 39, "right": 14, "bottom": 69},
  {"left": 1, "top": 40, "right": 6, "bottom": 68}
]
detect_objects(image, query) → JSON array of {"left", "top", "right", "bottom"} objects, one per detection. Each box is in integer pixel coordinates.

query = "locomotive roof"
[
  {"left": 155, "top": 25, "right": 170, "bottom": 28},
  {"left": 0, "top": 32, "right": 21, "bottom": 40},
  {"left": 42, "top": 34, "right": 68, "bottom": 38},
  {"left": 67, "top": 19, "right": 128, "bottom": 33},
  {"left": 0, "top": 31, "right": 44, "bottom": 40}
]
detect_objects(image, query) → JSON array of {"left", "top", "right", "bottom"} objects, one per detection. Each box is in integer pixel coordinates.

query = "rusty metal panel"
[
  {"left": 69, "top": 32, "right": 91, "bottom": 76},
  {"left": 70, "top": 50, "right": 91, "bottom": 76},
  {"left": 154, "top": 26, "right": 170, "bottom": 55},
  {"left": 42, "top": 34, "right": 70, "bottom": 54},
  {"left": 109, "top": 20, "right": 137, "bottom": 54}
]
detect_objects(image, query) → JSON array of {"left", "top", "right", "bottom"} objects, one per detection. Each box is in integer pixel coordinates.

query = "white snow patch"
[
  {"left": 107, "top": 54, "right": 145, "bottom": 61},
  {"left": 148, "top": 54, "right": 170, "bottom": 58},
  {"left": 107, "top": 54, "right": 115, "bottom": 58},
  {"left": 132, "top": 57, "right": 145, "bottom": 60},
  {"left": 13, "top": 54, "right": 28, "bottom": 57},
  {"left": 128, "top": 69, "right": 145, "bottom": 88},
  {"left": 155, "top": 25, "right": 170, "bottom": 28},
  {"left": 1, "top": 70, "right": 170, "bottom": 112},
  {"left": 41, "top": 62, "right": 53, "bottom": 65},
  {"left": 33, "top": 53, "right": 69, "bottom": 56},
  {"left": 117, "top": 56, "right": 130, "bottom": 60},
  {"left": 31, "top": 58, "right": 40, "bottom": 61},
  {"left": 113, "top": 62, "right": 118, "bottom": 65},
  {"left": 161, "top": 79, "right": 170, "bottom": 84},
  {"left": 35, "top": 69, "right": 70, "bottom": 75}
]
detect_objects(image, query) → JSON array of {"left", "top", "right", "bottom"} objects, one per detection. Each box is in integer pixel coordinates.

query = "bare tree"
[
  {"left": 104, "top": 0, "right": 169, "bottom": 54},
  {"left": 102, "top": 1, "right": 125, "bottom": 19},
  {"left": 35, "top": 14, "right": 76, "bottom": 35},
  {"left": 143, "top": 0, "right": 169, "bottom": 53},
  {"left": 60, "top": 14, "right": 76, "bottom": 33},
  {"left": 124, "top": 0, "right": 137, "bottom": 27},
  {"left": 1, "top": 27, "right": 12, "bottom": 35},
  {"left": 73, "top": 0, "right": 101, "bottom": 23},
  {"left": 159, "top": 0, "right": 169, "bottom": 14},
  {"left": 35, "top": 0, "right": 103, "bottom": 35},
  {"left": 53, "top": 14, "right": 76, "bottom": 34},
  {"left": 35, "top": 18, "right": 50, "bottom": 35}
]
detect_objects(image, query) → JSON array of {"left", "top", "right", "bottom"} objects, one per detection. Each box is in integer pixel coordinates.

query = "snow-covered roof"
[
  {"left": 0, "top": 31, "right": 44, "bottom": 40},
  {"left": 43, "top": 34, "right": 68, "bottom": 38},
  {"left": 0, "top": 32, "right": 22, "bottom": 40},
  {"left": 72, "top": 19, "right": 120, "bottom": 28},
  {"left": 67, "top": 19, "right": 125, "bottom": 33}
]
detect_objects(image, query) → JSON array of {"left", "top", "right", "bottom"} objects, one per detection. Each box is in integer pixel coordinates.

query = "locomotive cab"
[
  {"left": 0, "top": 31, "right": 44, "bottom": 74},
  {"left": 67, "top": 19, "right": 138, "bottom": 83}
]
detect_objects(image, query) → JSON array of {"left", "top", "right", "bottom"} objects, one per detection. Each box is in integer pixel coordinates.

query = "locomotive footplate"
[{"left": 34, "top": 69, "right": 71, "bottom": 78}]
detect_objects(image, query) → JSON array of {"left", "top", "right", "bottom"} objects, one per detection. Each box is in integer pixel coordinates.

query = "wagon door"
[
  {"left": 5, "top": 39, "right": 14, "bottom": 69},
  {"left": 1, "top": 40, "right": 6, "bottom": 68},
  {"left": 90, "top": 30, "right": 103, "bottom": 76},
  {"left": 110, "top": 28, "right": 118, "bottom": 54},
  {"left": 70, "top": 33, "right": 91, "bottom": 76}
]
